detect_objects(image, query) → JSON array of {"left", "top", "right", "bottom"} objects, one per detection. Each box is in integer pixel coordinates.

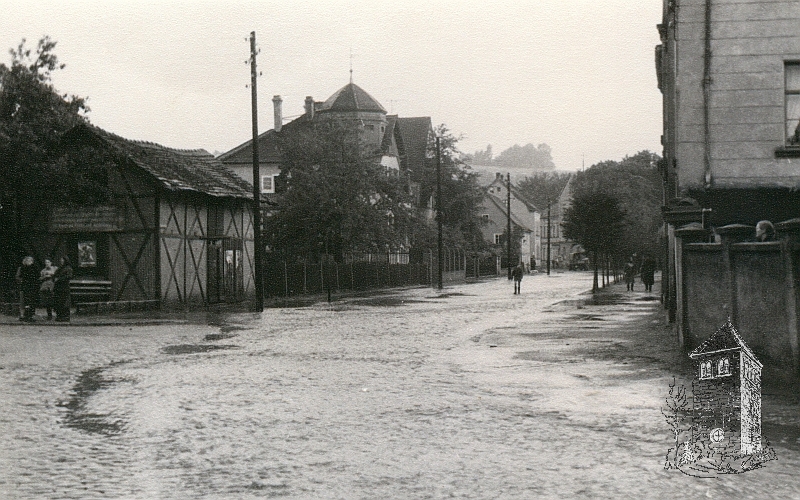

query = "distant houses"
[{"left": 479, "top": 173, "right": 540, "bottom": 271}]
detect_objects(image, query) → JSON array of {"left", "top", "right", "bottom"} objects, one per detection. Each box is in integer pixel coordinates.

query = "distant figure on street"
[
  {"left": 512, "top": 264, "right": 523, "bottom": 294},
  {"left": 755, "top": 220, "right": 775, "bottom": 242},
  {"left": 15, "top": 256, "right": 39, "bottom": 321},
  {"left": 53, "top": 256, "right": 73, "bottom": 322},
  {"left": 640, "top": 256, "right": 656, "bottom": 293},
  {"left": 39, "top": 258, "right": 57, "bottom": 320},
  {"left": 624, "top": 257, "right": 636, "bottom": 292}
]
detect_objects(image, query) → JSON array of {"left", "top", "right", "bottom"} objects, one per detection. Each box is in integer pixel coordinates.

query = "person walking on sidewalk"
[
  {"left": 639, "top": 255, "right": 656, "bottom": 293},
  {"left": 15, "top": 256, "right": 39, "bottom": 321},
  {"left": 53, "top": 256, "right": 73, "bottom": 322},
  {"left": 624, "top": 256, "right": 636, "bottom": 292},
  {"left": 512, "top": 263, "right": 523, "bottom": 294},
  {"left": 39, "top": 258, "right": 57, "bottom": 320}
]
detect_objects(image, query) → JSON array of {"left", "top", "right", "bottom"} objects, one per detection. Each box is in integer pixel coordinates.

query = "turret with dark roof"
[{"left": 319, "top": 83, "right": 387, "bottom": 113}]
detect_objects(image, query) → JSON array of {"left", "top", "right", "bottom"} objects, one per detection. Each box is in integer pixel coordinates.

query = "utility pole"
[
  {"left": 546, "top": 199, "right": 551, "bottom": 276},
  {"left": 436, "top": 136, "right": 443, "bottom": 290},
  {"left": 250, "top": 31, "right": 264, "bottom": 311},
  {"left": 506, "top": 172, "right": 512, "bottom": 280}
]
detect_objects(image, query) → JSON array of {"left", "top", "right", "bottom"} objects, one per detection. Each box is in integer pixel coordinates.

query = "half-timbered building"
[{"left": 3, "top": 124, "right": 255, "bottom": 310}]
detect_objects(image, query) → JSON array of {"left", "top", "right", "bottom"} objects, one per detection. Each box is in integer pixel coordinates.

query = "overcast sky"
[{"left": 1, "top": 0, "right": 663, "bottom": 171}]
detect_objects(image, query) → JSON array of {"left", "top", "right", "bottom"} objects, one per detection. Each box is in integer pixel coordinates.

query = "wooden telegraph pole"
[
  {"left": 506, "top": 172, "right": 512, "bottom": 280},
  {"left": 436, "top": 136, "right": 443, "bottom": 290},
  {"left": 250, "top": 31, "right": 264, "bottom": 311},
  {"left": 546, "top": 199, "right": 551, "bottom": 276}
]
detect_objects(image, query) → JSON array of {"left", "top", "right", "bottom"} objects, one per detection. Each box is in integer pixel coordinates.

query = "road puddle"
[
  {"left": 161, "top": 344, "right": 238, "bottom": 355},
  {"left": 58, "top": 363, "right": 128, "bottom": 436}
]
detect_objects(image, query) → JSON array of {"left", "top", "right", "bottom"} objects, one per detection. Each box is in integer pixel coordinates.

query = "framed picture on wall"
[{"left": 78, "top": 241, "right": 97, "bottom": 267}]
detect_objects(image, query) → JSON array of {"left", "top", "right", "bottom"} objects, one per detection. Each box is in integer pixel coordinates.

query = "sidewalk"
[{"left": 0, "top": 307, "right": 194, "bottom": 327}]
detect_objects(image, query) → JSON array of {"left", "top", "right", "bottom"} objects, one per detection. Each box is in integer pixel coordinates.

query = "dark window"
[{"left": 785, "top": 62, "right": 800, "bottom": 145}]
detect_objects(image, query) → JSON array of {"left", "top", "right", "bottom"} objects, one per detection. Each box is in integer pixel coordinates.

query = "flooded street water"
[{"left": 2, "top": 273, "right": 800, "bottom": 499}]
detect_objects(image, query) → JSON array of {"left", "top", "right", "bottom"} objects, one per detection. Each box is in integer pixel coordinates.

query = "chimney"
[
  {"left": 304, "top": 96, "right": 315, "bottom": 120},
  {"left": 272, "top": 95, "right": 283, "bottom": 132},
  {"left": 496, "top": 172, "right": 502, "bottom": 180}
]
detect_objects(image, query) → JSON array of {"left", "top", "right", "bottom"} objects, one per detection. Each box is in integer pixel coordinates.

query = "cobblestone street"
[{"left": 2, "top": 272, "right": 800, "bottom": 499}]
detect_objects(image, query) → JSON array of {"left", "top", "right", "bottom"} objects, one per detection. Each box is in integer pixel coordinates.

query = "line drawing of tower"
[{"left": 688, "top": 319, "right": 762, "bottom": 456}]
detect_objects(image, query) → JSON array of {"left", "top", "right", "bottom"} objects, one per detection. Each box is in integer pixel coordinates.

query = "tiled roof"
[
  {"left": 64, "top": 124, "right": 253, "bottom": 199},
  {"left": 396, "top": 117, "right": 432, "bottom": 172},
  {"left": 484, "top": 193, "right": 535, "bottom": 232},
  {"left": 689, "top": 320, "right": 759, "bottom": 363},
  {"left": 381, "top": 115, "right": 398, "bottom": 155},
  {"left": 320, "top": 83, "right": 386, "bottom": 113},
  {"left": 217, "top": 115, "right": 311, "bottom": 165}
]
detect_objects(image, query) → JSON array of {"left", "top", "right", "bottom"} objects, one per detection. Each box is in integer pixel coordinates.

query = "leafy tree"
[
  {"left": 494, "top": 143, "right": 555, "bottom": 171},
  {"left": 267, "top": 121, "right": 413, "bottom": 260},
  {"left": 0, "top": 37, "right": 90, "bottom": 200},
  {"left": 466, "top": 144, "right": 494, "bottom": 165},
  {"left": 411, "top": 124, "right": 486, "bottom": 252},
  {"left": 571, "top": 151, "right": 662, "bottom": 268},
  {"left": 562, "top": 192, "right": 626, "bottom": 291},
  {"left": 517, "top": 171, "right": 572, "bottom": 210}
]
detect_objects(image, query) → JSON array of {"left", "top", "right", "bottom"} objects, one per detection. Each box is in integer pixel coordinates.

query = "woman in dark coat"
[
  {"left": 53, "top": 256, "right": 73, "bottom": 322},
  {"left": 640, "top": 256, "right": 657, "bottom": 293},
  {"left": 15, "top": 256, "right": 39, "bottom": 321}
]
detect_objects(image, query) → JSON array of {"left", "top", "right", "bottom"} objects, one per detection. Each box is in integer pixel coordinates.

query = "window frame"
[
  {"left": 717, "top": 357, "right": 731, "bottom": 377},
  {"left": 777, "top": 61, "right": 800, "bottom": 156},
  {"left": 700, "top": 360, "right": 712, "bottom": 380},
  {"left": 261, "top": 174, "right": 277, "bottom": 194}
]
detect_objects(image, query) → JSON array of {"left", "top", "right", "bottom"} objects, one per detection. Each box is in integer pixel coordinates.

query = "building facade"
[
  {"left": 480, "top": 173, "right": 541, "bottom": 271},
  {"left": 1, "top": 124, "right": 255, "bottom": 310},
  {"left": 219, "top": 82, "right": 433, "bottom": 209},
  {"left": 657, "top": 0, "right": 800, "bottom": 379}
]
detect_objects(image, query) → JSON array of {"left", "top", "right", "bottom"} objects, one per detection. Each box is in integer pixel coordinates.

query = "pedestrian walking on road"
[
  {"left": 53, "top": 256, "right": 73, "bottom": 322},
  {"left": 639, "top": 256, "right": 656, "bottom": 293},
  {"left": 15, "top": 256, "right": 39, "bottom": 321},
  {"left": 39, "top": 258, "right": 57, "bottom": 320},
  {"left": 624, "top": 257, "right": 636, "bottom": 292},
  {"left": 512, "top": 263, "right": 523, "bottom": 294}
]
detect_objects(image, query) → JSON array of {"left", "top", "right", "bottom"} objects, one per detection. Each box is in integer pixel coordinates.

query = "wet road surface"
[{"left": 1, "top": 273, "right": 799, "bottom": 499}]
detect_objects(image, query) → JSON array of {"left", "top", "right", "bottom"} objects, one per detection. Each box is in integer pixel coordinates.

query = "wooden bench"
[{"left": 70, "top": 279, "right": 112, "bottom": 312}]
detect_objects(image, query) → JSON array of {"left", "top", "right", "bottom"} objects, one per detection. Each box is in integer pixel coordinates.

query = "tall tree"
[
  {"left": 267, "top": 121, "right": 413, "bottom": 260},
  {"left": 411, "top": 124, "right": 486, "bottom": 251},
  {"left": 0, "top": 37, "right": 90, "bottom": 200},
  {"left": 562, "top": 192, "right": 626, "bottom": 292},
  {"left": 517, "top": 171, "right": 572, "bottom": 210},
  {"left": 571, "top": 151, "right": 662, "bottom": 263},
  {"left": 494, "top": 143, "right": 555, "bottom": 171}
]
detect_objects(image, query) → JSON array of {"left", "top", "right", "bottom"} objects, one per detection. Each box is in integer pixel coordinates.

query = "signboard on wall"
[
  {"left": 78, "top": 241, "right": 97, "bottom": 268},
  {"left": 50, "top": 205, "right": 123, "bottom": 233}
]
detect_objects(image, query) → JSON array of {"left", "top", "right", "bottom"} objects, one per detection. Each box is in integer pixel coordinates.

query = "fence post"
[{"left": 283, "top": 260, "right": 288, "bottom": 297}]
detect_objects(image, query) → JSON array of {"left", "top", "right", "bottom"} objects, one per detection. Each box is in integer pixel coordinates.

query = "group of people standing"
[
  {"left": 624, "top": 255, "right": 657, "bottom": 293},
  {"left": 15, "top": 255, "right": 73, "bottom": 322}
]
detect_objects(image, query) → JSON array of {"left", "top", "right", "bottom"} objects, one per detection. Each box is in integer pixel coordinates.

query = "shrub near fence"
[{"left": 263, "top": 252, "right": 432, "bottom": 298}]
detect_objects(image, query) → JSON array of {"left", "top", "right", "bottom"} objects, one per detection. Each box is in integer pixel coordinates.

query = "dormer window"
[{"left": 700, "top": 361, "right": 712, "bottom": 379}]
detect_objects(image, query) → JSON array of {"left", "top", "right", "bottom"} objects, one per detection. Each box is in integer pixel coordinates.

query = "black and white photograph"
[{"left": 2, "top": 0, "right": 800, "bottom": 498}]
